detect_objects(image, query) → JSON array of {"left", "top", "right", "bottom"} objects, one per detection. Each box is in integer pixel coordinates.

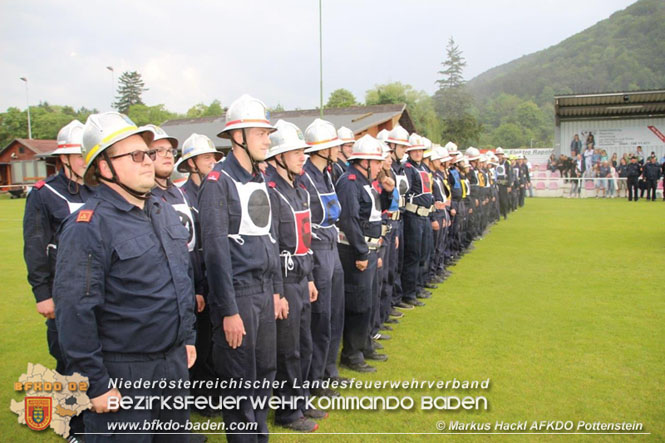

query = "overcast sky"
[{"left": 1, "top": 0, "right": 636, "bottom": 114}]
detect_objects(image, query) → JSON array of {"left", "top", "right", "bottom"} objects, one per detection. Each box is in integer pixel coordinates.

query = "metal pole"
[
  {"left": 20, "top": 77, "right": 32, "bottom": 139},
  {"left": 319, "top": 0, "right": 323, "bottom": 117}
]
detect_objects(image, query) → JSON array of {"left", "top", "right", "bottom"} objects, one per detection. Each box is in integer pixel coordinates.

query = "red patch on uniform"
[
  {"left": 268, "top": 181, "right": 276, "bottom": 188},
  {"left": 372, "top": 181, "right": 382, "bottom": 193},
  {"left": 34, "top": 180, "right": 46, "bottom": 189},
  {"left": 405, "top": 163, "right": 413, "bottom": 168},
  {"left": 207, "top": 171, "right": 220, "bottom": 181},
  {"left": 348, "top": 174, "right": 356, "bottom": 181},
  {"left": 76, "top": 209, "right": 94, "bottom": 223}
]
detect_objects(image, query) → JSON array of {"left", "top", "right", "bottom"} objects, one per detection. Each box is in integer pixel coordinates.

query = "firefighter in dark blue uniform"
[
  {"left": 23, "top": 120, "right": 94, "bottom": 374},
  {"left": 385, "top": 125, "right": 411, "bottom": 313},
  {"left": 336, "top": 135, "right": 394, "bottom": 373},
  {"left": 301, "top": 118, "right": 345, "bottom": 393},
  {"left": 331, "top": 126, "right": 354, "bottom": 184},
  {"left": 23, "top": 120, "right": 94, "bottom": 441},
  {"left": 264, "top": 120, "right": 327, "bottom": 431},
  {"left": 400, "top": 133, "right": 434, "bottom": 307},
  {"left": 176, "top": 132, "right": 224, "bottom": 212},
  {"left": 53, "top": 112, "right": 197, "bottom": 442},
  {"left": 495, "top": 148, "right": 512, "bottom": 219},
  {"left": 198, "top": 95, "right": 281, "bottom": 442},
  {"left": 426, "top": 146, "right": 452, "bottom": 285},
  {"left": 148, "top": 127, "right": 220, "bottom": 418}
]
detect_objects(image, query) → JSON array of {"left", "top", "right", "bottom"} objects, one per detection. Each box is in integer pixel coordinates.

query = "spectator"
[
  {"left": 642, "top": 155, "right": 661, "bottom": 201},
  {"left": 585, "top": 132, "right": 595, "bottom": 149},
  {"left": 592, "top": 148, "right": 602, "bottom": 166},
  {"left": 570, "top": 134, "right": 582, "bottom": 157},
  {"left": 569, "top": 155, "right": 583, "bottom": 198},
  {"left": 606, "top": 160, "right": 616, "bottom": 198},
  {"left": 610, "top": 152, "right": 618, "bottom": 169},
  {"left": 626, "top": 156, "right": 642, "bottom": 201},
  {"left": 583, "top": 145, "right": 594, "bottom": 173},
  {"left": 600, "top": 149, "right": 609, "bottom": 163},
  {"left": 635, "top": 146, "right": 645, "bottom": 165},
  {"left": 616, "top": 158, "right": 628, "bottom": 198},
  {"left": 547, "top": 153, "right": 557, "bottom": 173}
]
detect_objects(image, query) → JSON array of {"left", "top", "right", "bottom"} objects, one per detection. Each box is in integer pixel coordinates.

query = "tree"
[
  {"left": 113, "top": 71, "right": 147, "bottom": 114},
  {"left": 186, "top": 100, "right": 224, "bottom": 119},
  {"left": 365, "top": 82, "right": 442, "bottom": 142},
  {"left": 128, "top": 104, "right": 179, "bottom": 126},
  {"left": 436, "top": 37, "right": 466, "bottom": 89},
  {"left": 326, "top": 89, "right": 357, "bottom": 108},
  {"left": 433, "top": 37, "right": 481, "bottom": 146}
]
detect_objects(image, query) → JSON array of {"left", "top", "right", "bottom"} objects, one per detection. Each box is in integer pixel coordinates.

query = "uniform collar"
[
  {"left": 97, "top": 184, "right": 143, "bottom": 213},
  {"left": 225, "top": 151, "right": 262, "bottom": 183}
]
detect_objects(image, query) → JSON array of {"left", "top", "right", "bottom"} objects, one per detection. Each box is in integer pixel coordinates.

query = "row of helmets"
[{"left": 55, "top": 94, "right": 516, "bottom": 183}]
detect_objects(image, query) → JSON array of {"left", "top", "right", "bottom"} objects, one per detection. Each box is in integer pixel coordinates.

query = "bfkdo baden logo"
[{"left": 25, "top": 397, "right": 52, "bottom": 431}]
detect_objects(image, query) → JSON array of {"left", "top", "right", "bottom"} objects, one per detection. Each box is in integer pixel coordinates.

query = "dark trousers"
[
  {"left": 190, "top": 306, "right": 216, "bottom": 399},
  {"left": 211, "top": 286, "right": 276, "bottom": 443},
  {"left": 392, "top": 219, "right": 405, "bottom": 306},
  {"left": 309, "top": 244, "right": 335, "bottom": 384},
  {"left": 274, "top": 276, "right": 312, "bottom": 425},
  {"left": 339, "top": 245, "right": 377, "bottom": 366},
  {"left": 83, "top": 346, "right": 190, "bottom": 443},
  {"left": 401, "top": 213, "right": 427, "bottom": 301},
  {"left": 324, "top": 244, "right": 345, "bottom": 379},
  {"left": 498, "top": 185, "right": 509, "bottom": 218},
  {"left": 419, "top": 220, "right": 434, "bottom": 290},
  {"left": 646, "top": 179, "right": 658, "bottom": 200},
  {"left": 627, "top": 177, "right": 639, "bottom": 201}
]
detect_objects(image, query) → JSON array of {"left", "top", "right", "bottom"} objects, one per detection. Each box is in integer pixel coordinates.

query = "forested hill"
[{"left": 467, "top": 0, "right": 665, "bottom": 106}]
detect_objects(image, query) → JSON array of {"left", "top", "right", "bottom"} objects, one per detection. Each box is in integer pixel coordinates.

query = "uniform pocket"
[{"left": 113, "top": 233, "right": 155, "bottom": 260}]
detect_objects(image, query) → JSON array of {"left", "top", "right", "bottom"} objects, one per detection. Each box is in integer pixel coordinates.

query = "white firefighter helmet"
[
  {"left": 495, "top": 146, "right": 505, "bottom": 155},
  {"left": 53, "top": 120, "right": 84, "bottom": 155},
  {"left": 466, "top": 146, "right": 481, "bottom": 161},
  {"left": 304, "top": 118, "right": 344, "bottom": 153},
  {"left": 82, "top": 112, "right": 155, "bottom": 185},
  {"left": 143, "top": 124, "right": 178, "bottom": 148},
  {"left": 406, "top": 133, "right": 425, "bottom": 152},
  {"left": 175, "top": 133, "right": 222, "bottom": 172},
  {"left": 444, "top": 141, "right": 458, "bottom": 153},
  {"left": 432, "top": 146, "right": 452, "bottom": 163},
  {"left": 347, "top": 135, "right": 386, "bottom": 161},
  {"left": 267, "top": 120, "right": 310, "bottom": 159},
  {"left": 337, "top": 126, "right": 355, "bottom": 145},
  {"left": 376, "top": 129, "right": 390, "bottom": 143},
  {"left": 217, "top": 94, "right": 276, "bottom": 139},
  {"left": 386, "top": 125, "right": 410, "bottom": 147}
]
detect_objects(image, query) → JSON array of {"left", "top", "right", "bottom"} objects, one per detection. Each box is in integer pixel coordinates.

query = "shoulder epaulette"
[
  {"left": 76, "top": 209, "right": 94, "bottom": 223},
  {"left": 207, "top": 171, "right": 220, "bottom": 181},
  {"left": 34, "top": 180, "right": 46, "bottom": 189},
  {"left": 268, "top": 181, "right": 276, "bottom": 188},
  {"left": 348, "top": 174, "right": 356, "bottom": 181}
]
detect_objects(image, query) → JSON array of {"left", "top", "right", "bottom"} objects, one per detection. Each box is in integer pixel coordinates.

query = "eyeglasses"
[
  {"left": 155, "top": 147, "right": 178, "bottom": 158},
  {"left": 110, "top": 149, "right": 157, "bottom": 163}
]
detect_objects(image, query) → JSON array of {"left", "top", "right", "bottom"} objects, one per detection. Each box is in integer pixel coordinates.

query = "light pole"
[
  {"left": 19, "top": 77, "right": 32, "bottom": 139},
  {"left": 106, "top": 66, "right": 115, "bottom": 107},
  {"left": 319, "top": 0, "right": 323, "bottom": 117}
]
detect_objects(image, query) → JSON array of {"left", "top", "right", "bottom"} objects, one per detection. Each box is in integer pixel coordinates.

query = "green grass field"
[{"left": 1, "top": 197, "right": 663, "bottom": 442}]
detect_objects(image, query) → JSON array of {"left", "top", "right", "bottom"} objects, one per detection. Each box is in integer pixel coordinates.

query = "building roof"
[
  {"left": 0, "top": 138, "right": 57, "bottom": 157},
  {"left": 162, "top": 104, "right": 414, "bottom": 149},
  {"left": 554, "top": 89, "right": 665, "bottom": 122}
]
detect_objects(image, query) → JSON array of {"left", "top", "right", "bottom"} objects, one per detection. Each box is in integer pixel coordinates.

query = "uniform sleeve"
[
  {"left": 336, "top": 178, "right": 369, "bottom": 261},
  {"left": 199, "top": 177, "right": 238, "bottom": 317},
  {"left": 53, "top": 219, "right": 109, "bottom": 399},
  {"left": 23, "top": 190, "right": 54, "bottom": 303},
  {"left": 268, "top": 189, "right": 284, "bottom": 296}
]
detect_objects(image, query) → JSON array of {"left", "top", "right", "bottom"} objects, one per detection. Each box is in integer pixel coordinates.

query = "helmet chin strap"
[
  {"left": 62, "top": 157, "right": 81, "bottom": 194},
  {"left": 275, "top": 154, "right": 297, "bottom": 182},
  {"left": 232, "top": 128, "right": 261, "bottom": 176},
  {"left": 314, "top": 150, "right": 333, "bottom": 168},
  {"left": 98, "top": 151, "right": 151, "bottom": 201},
  {"left": 154, "top": 172, "right": 172, "bottom": 190},
  {"left": 356, "top": 159, "right": 372, "bottom": 181}
]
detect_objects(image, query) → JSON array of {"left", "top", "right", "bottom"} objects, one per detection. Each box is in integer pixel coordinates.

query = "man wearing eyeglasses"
[{"left": 53, "top": 112, "right": 199, "bottom": 442}]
